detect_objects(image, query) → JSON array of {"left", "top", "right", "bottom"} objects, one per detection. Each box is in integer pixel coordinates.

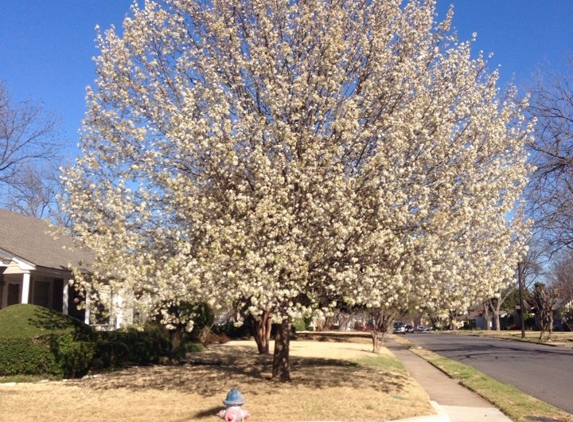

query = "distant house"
[{"left": 0, "top": 209, "right": 130, "bottom": 328}]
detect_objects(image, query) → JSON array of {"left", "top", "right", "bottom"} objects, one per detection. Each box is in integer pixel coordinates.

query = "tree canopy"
[{"left": 62, "top": 0, "right": 531, "bottom": 380}]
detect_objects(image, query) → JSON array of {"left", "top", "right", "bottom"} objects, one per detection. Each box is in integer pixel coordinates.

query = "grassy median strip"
[
  {"left": 409, "top": 346, "right": 573, "bottom": 422},
  {"left": 353, "top": 354, "right": 408, "bottom": 372},
  {"left": 446, "top": 330, "right": 573, "bottom": 347}
]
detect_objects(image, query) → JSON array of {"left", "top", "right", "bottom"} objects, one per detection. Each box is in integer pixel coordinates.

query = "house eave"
[
  {"left": 34, "top": 265, "right": 70, "bottom": 276},
  {"left": 0, "top": 249, "right": 36, "bottom": 273}
]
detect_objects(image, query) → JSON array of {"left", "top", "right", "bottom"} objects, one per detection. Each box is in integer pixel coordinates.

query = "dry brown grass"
[{"left": 0, "top": 337, "right": 435, "bottom": 422}]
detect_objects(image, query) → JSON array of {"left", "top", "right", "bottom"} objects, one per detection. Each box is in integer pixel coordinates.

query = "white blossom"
[{"left": 61, "top": 0, "right": 531, "bottom": 326}]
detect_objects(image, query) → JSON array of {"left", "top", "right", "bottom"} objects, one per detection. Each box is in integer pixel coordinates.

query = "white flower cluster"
[{"left": 61, "top": 0, "right": 532, "bottom": 323}]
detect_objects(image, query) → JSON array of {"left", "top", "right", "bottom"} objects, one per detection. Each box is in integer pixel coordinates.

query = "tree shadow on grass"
[
  {"left": 70, "top": 344, "right": 410, "bottom": 399},
  {"left": 184, "top": 406, "right": 221, "bottom": 421},
  {"left": 26, "top": 306, "right": 94, "bottom": 340}
]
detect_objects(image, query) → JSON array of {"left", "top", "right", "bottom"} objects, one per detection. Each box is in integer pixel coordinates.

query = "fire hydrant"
[{"left": 217, "top": 388, "right": 250, "bottom": 422}]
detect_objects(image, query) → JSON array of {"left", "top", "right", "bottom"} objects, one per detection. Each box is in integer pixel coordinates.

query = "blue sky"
[{"left": 1, "top": 1, "right": 572, "bottom": 158}]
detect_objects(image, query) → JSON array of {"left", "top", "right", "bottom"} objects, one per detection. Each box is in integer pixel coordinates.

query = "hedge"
[
  {"left": 0, "top": 337, "right": 60, "bottom": 376},
  {"left": 90, "top": 327, "right": 171, "bottom": 370}
]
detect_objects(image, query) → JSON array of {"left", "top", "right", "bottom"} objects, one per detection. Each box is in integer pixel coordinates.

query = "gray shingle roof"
[{"left": 0, "top": 209, "right": 93, "bottom": 272}]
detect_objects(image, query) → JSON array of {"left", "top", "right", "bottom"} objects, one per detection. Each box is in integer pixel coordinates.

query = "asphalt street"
[{"left": 404, "top": 332, "right": 573, "bottom": 414}]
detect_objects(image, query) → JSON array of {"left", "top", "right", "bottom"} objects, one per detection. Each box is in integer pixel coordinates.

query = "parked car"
[
  {"left": 405, "top": 324, "right": 414, "bottom": 333},
  {"left": 393, "top": 322, "right": 407, "bottom": 334},
  {"left": 416, "top": 325, "right": 434, "bottom": 331}
]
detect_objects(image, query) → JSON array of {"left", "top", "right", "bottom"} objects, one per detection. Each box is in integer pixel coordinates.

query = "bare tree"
[
  {"left": 0, "top": 80, "right": 63, "bottom": 218},
  {"left": 525, "top": 60, "right": 573, "bottom": 332},
  {"left": 4, "top": 162, "right": 65, "bottom": 220},
  {"left": 550, "top": 249, "right": 573, "bottom": 330},
  {"left": 551, "top": 250, "right": 573, "bottom": 300},
  {"left": 531, "top": 282, "right": 559, "bottom": 340},
  {"left": 527, "top": 57, "right": 573, "bottom": 251},
  {"left": 369, "top": 307, "right": 401, "bottom": 352}
]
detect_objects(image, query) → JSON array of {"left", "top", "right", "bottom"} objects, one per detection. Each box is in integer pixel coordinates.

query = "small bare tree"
[
  {"left": 552, "top": 250, "right": 573, "bottom": 300},
  {"left": 369, "top": 307, "right": 401, "bottom": 353},
  {"left": 531, "top": 282, "right": 559, "bottom": 340},
  {"left": 0, "top": 80, "right": 63, "bottom": 219},
  {"left": 550, "top": 249, "right": 573, "bottom": 330},
  {"left": 5, "top": 162, "right": 64, "bottom": 220},
  {"left": 527, "top": 57, "right": 573, "bottom": 251}
]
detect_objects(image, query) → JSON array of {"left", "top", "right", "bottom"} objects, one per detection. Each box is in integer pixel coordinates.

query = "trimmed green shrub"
[
  {"left": 0, "top": 303, "right": 94, "bottom": 340},
  {"left": 91, "top": 326, "right": 171, "bottom": 370},
  {"left": 211, "top": 321, "right": 251, "bottom": 339},
  {"left": 292, "top": 318, "right": 307, "bottom": 333},
  {"left": 188, "top": 302, "right": 215, "bottom": 343},
  {"left": 184, "top": 342, "right": 204, "bottom": 353},
  {"left": 48, "top": 333, "right": 96, "bottom": 378},
  {"left": 0, "top": 304, "right": 174, "bottom": 377},
  {"left": 149, "top": 301, "right": 215, "bottom": 347},
  {"left": 0, "top": 337, "right": 60, "bottom": 376},
  {"left": 292, "top": 316, "right": 315, "bottom": 332},
  {"left": 0, "top": 304, "right": 96, "bottom": 378}
]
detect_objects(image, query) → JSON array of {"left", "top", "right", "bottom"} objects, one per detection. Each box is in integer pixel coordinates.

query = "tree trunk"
[
  {"left": 494, "top": 300, "right": 504, "bottom": 331},
  {"left": 494, "top": 312, "right": 501, "bottom": 331},
  {"left": 449, "top": 315, "right": 458, "bottom": 330},
  {"left": 337, "top": 313, "right": 352, "bottom": 332},
  {"left": 483, "top": 304, "right": 492, "bottom": 331},
  {"left": 272, "top": 318, "right": 291, "bottom": 382},
  {"left": 197, "top": 326, "right": 211, "bottom": 344},
  {"left": 323, "top": 315, "right": 335, "bottom": 330},
  {"left": 371, "top": 330, "right": 384, "bottom": 353},
  {"left": 249, "top": 310, "right": 273, "bottom": 354}
]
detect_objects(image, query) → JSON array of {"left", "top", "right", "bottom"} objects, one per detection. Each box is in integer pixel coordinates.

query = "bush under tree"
[
  {"left": 0, "top": 304, "right": 175, "bottom": 378},
  {"left": 0, "top": 304, "right": 96, "bottom": 378}
]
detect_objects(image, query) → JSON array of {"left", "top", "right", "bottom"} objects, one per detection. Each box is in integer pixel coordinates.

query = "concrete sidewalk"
[{"left": 387, "top": 339, "right": 513, "bottom": 422}]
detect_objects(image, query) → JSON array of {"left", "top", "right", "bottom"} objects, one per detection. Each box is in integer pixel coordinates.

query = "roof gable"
[{"left": 0, "top": 209, "right": 92, "bottom": 271}]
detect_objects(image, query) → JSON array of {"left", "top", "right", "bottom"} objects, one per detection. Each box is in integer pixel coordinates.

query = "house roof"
[{"left": 0, "top": 209, "right": 92, "bottom": 272}]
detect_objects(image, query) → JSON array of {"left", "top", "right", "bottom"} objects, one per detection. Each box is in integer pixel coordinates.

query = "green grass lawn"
[{"left": 445, "top": 329, "right": 573, "bottom": 347}]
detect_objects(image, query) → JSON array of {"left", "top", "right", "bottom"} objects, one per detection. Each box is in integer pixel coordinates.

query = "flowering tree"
[{"left": 62, "top": 0, "right": 531, "bottom": 381}]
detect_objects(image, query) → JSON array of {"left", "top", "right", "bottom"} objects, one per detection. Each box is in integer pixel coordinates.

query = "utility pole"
[{"left": 518, "top": 261, "right": 525, "bottom": 339}]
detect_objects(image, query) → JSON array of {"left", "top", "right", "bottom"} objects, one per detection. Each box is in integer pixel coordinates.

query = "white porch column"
[
  {"left": 62, "top": 280, "right": 69, "bottom": 315},
  {"left": 21, "top": 273, "right": 31, "bottom": 304},
  {"left": 84, "top": 291, "right": 90, "bottom": 325},
  {"left": 114, "top": 294, "right": 124, "bottom": 329}
]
